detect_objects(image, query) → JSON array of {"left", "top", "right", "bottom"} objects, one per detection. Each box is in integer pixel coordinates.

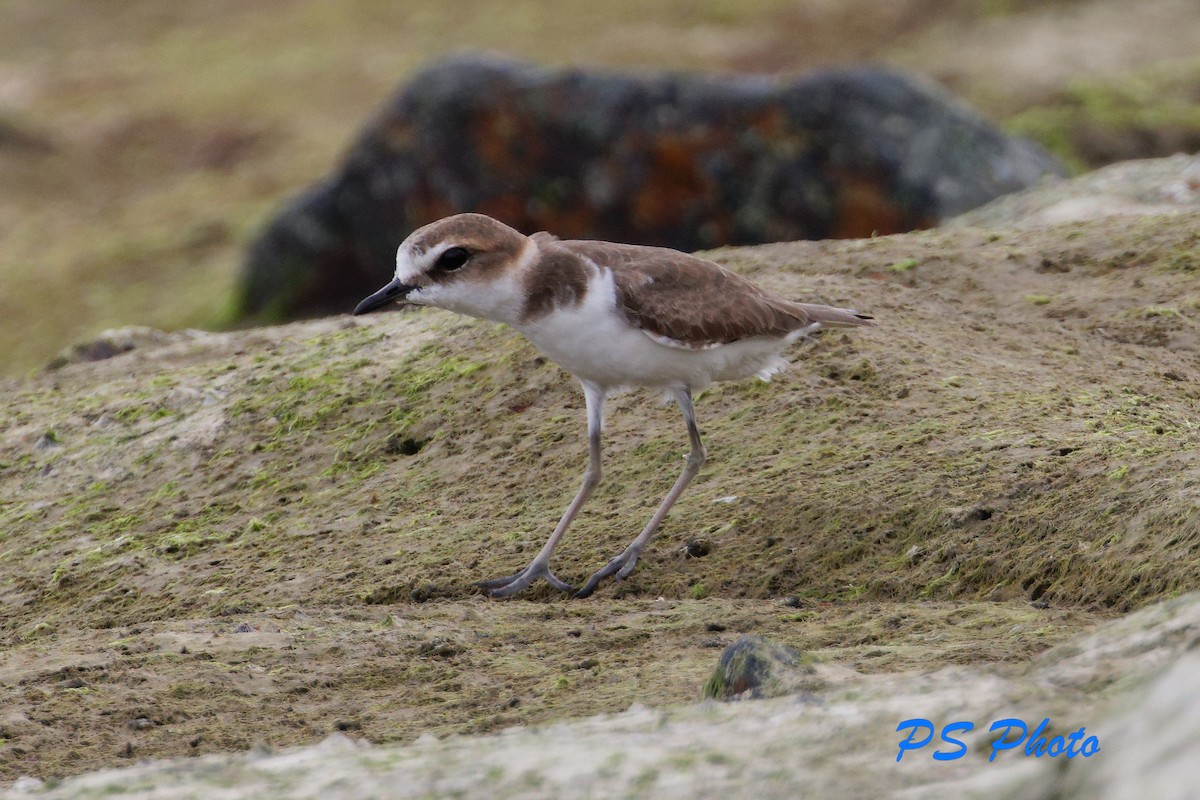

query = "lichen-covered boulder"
[{"left": 240, "top": 54, "right": 1062, "bottom": 320}]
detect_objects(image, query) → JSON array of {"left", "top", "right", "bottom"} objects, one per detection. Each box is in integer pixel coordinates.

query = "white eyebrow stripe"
[{"left": 394, "top": 244, "right": 426, "bottom": 283}]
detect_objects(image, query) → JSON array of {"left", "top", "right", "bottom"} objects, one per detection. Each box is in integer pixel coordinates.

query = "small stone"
[
  {"left": 703, "top": 635, "right": 817, "bottom": 701},
  {"left": 34, "top": 432, "right": 60, "bottom": 450},
  {"left": 417, "top": 638, "right": 462, "bottom": 658},
  {"left": 943, "top": 505, "right": 994, "bottom": 528},
  {"left": 410, "top": 583, "right": 437, "bottom": 603}
]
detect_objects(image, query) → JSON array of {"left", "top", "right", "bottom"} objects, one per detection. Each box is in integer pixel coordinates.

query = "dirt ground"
[{"left": 3, "top": 209, "right": 1199, "bottom": 782}]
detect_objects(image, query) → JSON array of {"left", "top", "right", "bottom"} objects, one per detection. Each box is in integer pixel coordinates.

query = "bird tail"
[{"left": 795, "top": 302, "right": 876, "bottom": 328}]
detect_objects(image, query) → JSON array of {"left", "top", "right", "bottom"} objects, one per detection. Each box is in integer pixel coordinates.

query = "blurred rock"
[
  {"left": 45, "top": 326, "right": 201, "bottom": 370},
  {"left": 240, "top": 54, "right": 1062, "bottom": 320},
  {"left": 949, "top": 153, "right": 1200, "bottom": 228},
  {"left": 702, "top": 635, "right": 817, "bottom": 700},
  {"left": 0, "top": 114, "right": 55, "bottom": 154}
]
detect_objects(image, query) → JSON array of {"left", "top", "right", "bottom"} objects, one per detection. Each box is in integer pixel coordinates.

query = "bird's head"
[{"left": 353, "top": 213, "right": 533, "bottom": 323}]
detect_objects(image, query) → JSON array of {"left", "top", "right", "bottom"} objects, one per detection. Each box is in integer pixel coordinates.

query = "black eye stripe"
[{"left": 437, "top": 247, "right": 470, "bottom": 271}]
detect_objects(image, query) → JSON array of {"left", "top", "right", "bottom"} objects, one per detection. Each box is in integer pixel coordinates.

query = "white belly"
[{"left": 517, "top": 272, "right": 794, "bottom": 390}]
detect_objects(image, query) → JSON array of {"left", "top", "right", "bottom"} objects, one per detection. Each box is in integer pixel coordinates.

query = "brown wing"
[{"left": 561, "top": 240, "right": 817, "bottom": 348}]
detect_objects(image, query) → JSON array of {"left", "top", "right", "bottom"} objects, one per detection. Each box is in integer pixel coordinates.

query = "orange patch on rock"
[
  {"left": 470, "top": 106, "right": 544, "bottom": 177},
  {"left": 828, "top": 171, "right": 931, "bottom": 239},
  {"left": 632, "top": 133, "right": 718, "bottom": 231}
]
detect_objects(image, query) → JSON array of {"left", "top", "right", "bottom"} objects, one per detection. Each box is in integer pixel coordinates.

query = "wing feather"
[{"left": 556, "top": 240, "right": 868, "bottom": 349}]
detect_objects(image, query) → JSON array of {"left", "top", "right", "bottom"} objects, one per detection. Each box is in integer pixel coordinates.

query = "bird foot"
[
  {"left": 574, "top": 548, "right": 641, "bottom": 599},
  {"left": 475, "top": 558, "right": 573, "bottom": 598}
]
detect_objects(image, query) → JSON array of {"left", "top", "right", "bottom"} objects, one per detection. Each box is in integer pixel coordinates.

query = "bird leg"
[
  {"left": 477, "top": 381, "right": 606, "bottom": 598},
  {"left": 575, "top": 387, "right": 705, "bottom": 599}
]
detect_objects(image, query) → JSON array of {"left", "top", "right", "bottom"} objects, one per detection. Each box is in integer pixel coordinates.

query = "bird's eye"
[{"left": 437, "top": 247, "right": 470, "bottom": 271}]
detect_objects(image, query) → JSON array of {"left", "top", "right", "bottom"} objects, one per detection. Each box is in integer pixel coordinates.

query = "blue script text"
[{"left": 895, "top": 718, "right": 1100, "bottom": 762}]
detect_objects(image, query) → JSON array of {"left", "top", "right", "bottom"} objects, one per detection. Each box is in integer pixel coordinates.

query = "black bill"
[{"left": 353, "top": 278, "right": 413, "bottom": 315}]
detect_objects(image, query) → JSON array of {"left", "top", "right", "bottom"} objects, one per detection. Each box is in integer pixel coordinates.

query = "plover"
[{"left": 354, "top": 213, "right": 873, "bottom": 598}]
